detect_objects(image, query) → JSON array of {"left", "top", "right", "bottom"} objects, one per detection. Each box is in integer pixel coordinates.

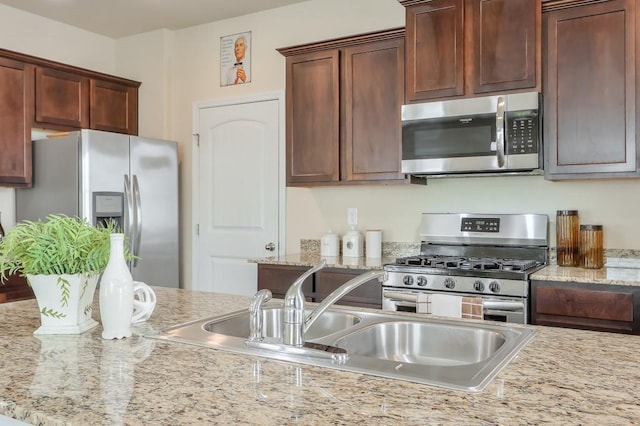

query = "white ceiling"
[{"left": 0, "top": 0, "right": 311, "bottom": 38}]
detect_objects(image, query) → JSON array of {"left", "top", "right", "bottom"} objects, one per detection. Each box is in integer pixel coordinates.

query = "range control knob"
[
  {"left": 444, "top": 278, "right": 456, "bottom": 289},
  {"left": 403, "top": 275, "right": 414, "bottom": 286},
  {"left": 473, "top": 280, "right": 485, "bottom": 292},
  {"left": 489, "top": 281, "right": 501, "bottom": 293},
  {"left": 416, "top": 276, "right": 428, "bottom": 287}
]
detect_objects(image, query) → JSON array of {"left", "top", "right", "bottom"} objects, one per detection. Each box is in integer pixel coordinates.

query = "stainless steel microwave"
[{"left": 401, "top": 92, "right": 541, "bottom": 176}]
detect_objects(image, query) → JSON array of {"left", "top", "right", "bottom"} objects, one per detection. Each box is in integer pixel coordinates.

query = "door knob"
[{"left": 265, "top": 242, "right": 276, "bottom": 251}]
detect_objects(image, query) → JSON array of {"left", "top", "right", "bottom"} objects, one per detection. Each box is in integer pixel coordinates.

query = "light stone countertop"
[
  {"left": 531, "top": 262, "right": 640, "bottom": 287},
  {"left": 254, "top": 253, "right": 640, "bottom": 288},
  {"left": 249, "top": 253, "right": 394, "bottom": 270},
  {"left": 1, "top": 287, "right": 640, "bottom": 425}
]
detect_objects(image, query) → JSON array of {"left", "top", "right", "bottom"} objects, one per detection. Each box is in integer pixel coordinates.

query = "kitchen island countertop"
[{"left": 1, "top": 287, "right": 640, "bottom": 425}]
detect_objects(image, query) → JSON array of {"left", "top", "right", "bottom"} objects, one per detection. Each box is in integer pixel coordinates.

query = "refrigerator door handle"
[
  {"left": 124, "top": 174, "right": 133, "bottom": 239},
  {"left": 132, "top": 174, "right": 143, "bottom": 267}
]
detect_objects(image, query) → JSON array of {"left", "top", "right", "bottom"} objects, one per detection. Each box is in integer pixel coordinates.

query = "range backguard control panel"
[{"left": 461, "top": 217, "right": 500, "bottom": 233}]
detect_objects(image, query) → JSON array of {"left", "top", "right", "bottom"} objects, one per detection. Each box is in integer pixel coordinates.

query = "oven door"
[{"left": 382, "top": 288, "right": 528, "bottom": 324}]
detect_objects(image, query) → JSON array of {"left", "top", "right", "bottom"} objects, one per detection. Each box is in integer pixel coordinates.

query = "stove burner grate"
[{"left": 395, "top": 255, "right": 539, "bottom": 273}]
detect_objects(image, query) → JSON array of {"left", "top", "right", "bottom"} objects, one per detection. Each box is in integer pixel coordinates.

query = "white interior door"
[{"left": 196, "top": 97, "right": 281, "bottom": 295}]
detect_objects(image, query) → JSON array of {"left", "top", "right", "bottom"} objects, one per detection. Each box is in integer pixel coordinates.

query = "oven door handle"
[
  {"left": 483, "top": 300, "right": 524, "bottom": 311},
  {"left": 383, "top": 290, "right": 425, "bottom": 303}
]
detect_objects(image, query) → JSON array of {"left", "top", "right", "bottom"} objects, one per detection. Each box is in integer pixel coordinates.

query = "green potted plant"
[{"left": 0, "top": 214, "right": 117, "bottom": 334}]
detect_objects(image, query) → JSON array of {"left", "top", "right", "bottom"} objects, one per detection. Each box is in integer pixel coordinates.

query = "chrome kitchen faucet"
[{"left": 283, "top": 260, "right": 386, "bottom": 347}]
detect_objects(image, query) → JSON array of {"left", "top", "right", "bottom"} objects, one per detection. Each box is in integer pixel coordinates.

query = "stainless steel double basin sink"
[{"left": 150, "top": 304, "right": 535, "bottom": 392}]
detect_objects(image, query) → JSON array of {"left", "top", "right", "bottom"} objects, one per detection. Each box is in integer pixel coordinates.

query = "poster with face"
[{"left": 220, "top": 31, "right": 252, "bottom": 86}]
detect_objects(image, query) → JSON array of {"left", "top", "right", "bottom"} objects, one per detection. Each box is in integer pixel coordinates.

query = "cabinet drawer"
[{"left": 535, "top": 286, "right": 633, "bottom": 322}]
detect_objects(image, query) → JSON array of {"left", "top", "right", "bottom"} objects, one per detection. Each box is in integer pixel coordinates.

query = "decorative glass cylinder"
[
  {"left": 580, "top": 225, "right": 604, "bottom": 269},
  {"left": 556, "top": 210, "right": 579, "bottom": 267},
  {"left": 99, "top": 233, "right": 133, "bottom": 339}
]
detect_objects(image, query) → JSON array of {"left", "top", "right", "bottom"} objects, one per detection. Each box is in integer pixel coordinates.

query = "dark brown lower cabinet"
[
  {"left": 257, "top": 264, "right": 313, "bottom": 301},
  {"left": 315, "top": 269, "right": 381, "bottom": 309},
  {"left": 531, "top": 280, "right": 640, "bottom": 334},
  {"left": 0, "top": 273, "right": 33, "bottom": 303},
  {"left": 257, "top": 264, "right": 382, "bottom": 309}
]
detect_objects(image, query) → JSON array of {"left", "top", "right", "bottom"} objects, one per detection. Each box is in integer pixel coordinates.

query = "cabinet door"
[
  {"left": 90, "top": 79, "right": 138, "bottom": 135},
  {"left": 34, "top": 67, "right": 89, "bottom": 129},
  {"left": 470, "top": 0, "right": 539, "bottom": 94},
  {"left": 0, "top": 57, "right": 33, "bottom": 186},
  {"left": 0, "top": 272, "right": 33, "bottom": 303},
  {"left": 405, "top": 0, "right": 464, "bottom": 102},
  {"left": 343, "top": 37, "right": 406, "bottom": 182},
  {"left": 315, "top": 269, "right": 382, "bottom": 309},
  {"left": 257, "top": 264, "right": 314, "bottom": 300},
  {"left": 285, "top": 50, "right": 340, "bottom": 185},
  {"left": 531, "top": 280, "right": 639, "bottom": 334},
  {"left": 544, "top": 0, "right": 637, "bottom": 178}
]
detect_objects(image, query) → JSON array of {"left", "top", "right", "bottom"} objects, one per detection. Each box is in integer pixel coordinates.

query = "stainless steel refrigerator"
[{"left": 15, "top": 129, "right": 179, "bottom": 288}]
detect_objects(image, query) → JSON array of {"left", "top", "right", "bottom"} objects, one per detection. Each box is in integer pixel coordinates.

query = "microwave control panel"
[{"left": 506, "top": 110, "right": 539, "bottom": 155}]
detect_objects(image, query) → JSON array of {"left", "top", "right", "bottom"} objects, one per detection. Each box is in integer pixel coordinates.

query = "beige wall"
[
  {"left": 117, "top": 0, "right": 406, "bottom": 288},
  {"left": 160, "top": 0, "right": 640, "bottom": 288},
  {"left": 2, "top": 0, "right": 640, "bottom": 291}
]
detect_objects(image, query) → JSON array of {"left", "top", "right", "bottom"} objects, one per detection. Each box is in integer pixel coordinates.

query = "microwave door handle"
[{"left": 495, "top": 96, "right": 506, "bottom": 168}]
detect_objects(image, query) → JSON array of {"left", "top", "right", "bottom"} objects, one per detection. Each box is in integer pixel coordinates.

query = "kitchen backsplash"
[
  {"left": 301, "top": 239, "right": 640, "bottom": 267},
  {"left": 300, "top": 239, "right": 420, "bottom": 259}
]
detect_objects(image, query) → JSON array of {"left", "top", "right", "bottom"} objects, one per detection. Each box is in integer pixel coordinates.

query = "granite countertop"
[
  {"left": 2, "top": 287, "right": 640, "bottom": 425},
  {"left": 249, "top": 253, "right": 394, "bottom": 270},
  {"left": 253, "top": 252, "right": 640, "bottom": 288},
  {"left": 531, "top": 263, "right": 640, "bottom": 287}
]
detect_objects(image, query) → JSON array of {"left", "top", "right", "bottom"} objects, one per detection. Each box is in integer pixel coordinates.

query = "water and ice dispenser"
[{"left": 93, "top": 192, "right": 124, "bottom": 230}]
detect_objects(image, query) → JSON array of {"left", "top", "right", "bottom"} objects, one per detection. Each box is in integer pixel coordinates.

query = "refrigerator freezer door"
[
  {"left": 16, "top": 133, "right": 81, "bottom": 221},
  {"left": 129, "top": 136, "right": 179, "bottom": 287},
  {"left": 82, "top": 129, "right": 130, "bottom": 226}
]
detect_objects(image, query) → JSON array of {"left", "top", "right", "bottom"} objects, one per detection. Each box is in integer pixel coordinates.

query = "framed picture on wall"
[{"left": 220, "top": 31, "right": 252, "bottom": 86}]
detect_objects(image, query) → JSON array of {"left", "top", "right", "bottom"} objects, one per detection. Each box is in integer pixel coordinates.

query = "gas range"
[
  {"left": 385, "top": 254, "right": 546, "bottom": 297},
  {"left": 382, "top": 213, "right": 549, "bottom": 323}
]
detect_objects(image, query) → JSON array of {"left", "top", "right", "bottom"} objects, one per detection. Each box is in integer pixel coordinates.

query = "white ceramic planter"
[{"left": 27, "top": 273, "right": 99, "bottom": 335}]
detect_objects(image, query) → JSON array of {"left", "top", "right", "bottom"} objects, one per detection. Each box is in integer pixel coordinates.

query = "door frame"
[{"left": 191, "top": 91, "right": 286, "bottom": 292}]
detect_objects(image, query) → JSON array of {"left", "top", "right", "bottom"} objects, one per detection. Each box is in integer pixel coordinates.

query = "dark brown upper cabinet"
[
  {"left": 0, "top": 57, "right": 33, "bottom": 187},
  {"left": 543, "top": 0, "right": 639, "bottom": 179},
  {"left": 90, "top": 78, "right": 139, "bottom": 135},
  {"left": 0, "top": 48, "right": 140, "bottom": 187},
  {"left": 35, "top": 67, "right": 90, "bottom": 129},
  {"left": 278, "top": 28, "right": 407, "bottom": 186},
  {"left": 400, "top": 0, "right": 541, "bottom": 102},
  {"left": 282, "top": 49, "right": 340, "bottom": 184}
]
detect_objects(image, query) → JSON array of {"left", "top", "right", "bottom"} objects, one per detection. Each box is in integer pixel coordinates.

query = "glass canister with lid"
[
  {"left": 556, "top": 210, "right": 580, "bottom": 266},
  {"left": 580, "top": 224, "right": 604, "bottom": 269}
]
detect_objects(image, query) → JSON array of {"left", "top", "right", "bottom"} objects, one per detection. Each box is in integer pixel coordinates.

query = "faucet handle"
[
  {"left": 250, "top": 289, "right": 272, "bottom": 313},
  {"left": 249, "top": 289, "right": 272, "bottom": 341}
]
